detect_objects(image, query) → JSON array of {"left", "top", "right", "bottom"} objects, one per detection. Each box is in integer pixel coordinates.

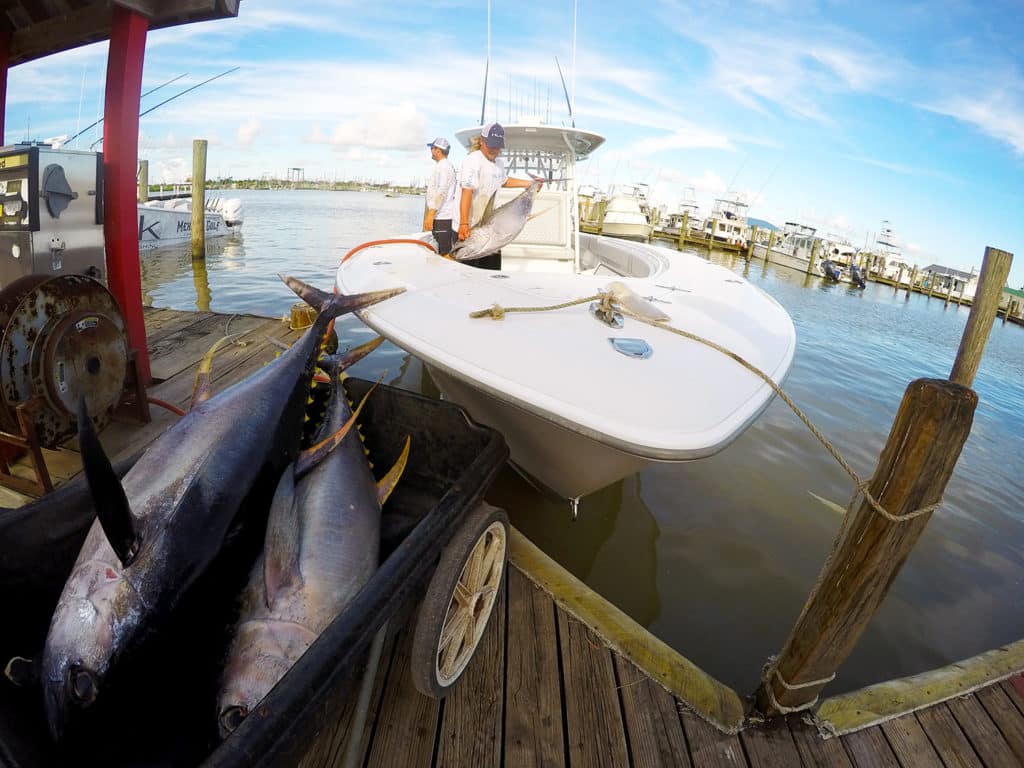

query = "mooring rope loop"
[
  {"left": 755, "top": 656, "right": 836, "bottom": 715},
  {"left": 468, "top": 291, "right": 944, "bottom": 525}
]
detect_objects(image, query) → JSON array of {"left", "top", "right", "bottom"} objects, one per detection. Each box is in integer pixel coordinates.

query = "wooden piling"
[
  {"left": 746, "top": 226, "right": 758, "bottom": 261},
  {"left": 950, "top": 247, "right": 1013, "bottom": 387},
  {"left": 807, "top": 239, "right": 819, "bottom": 276},
  {"left": 707, "top": 219, "right": 716, "bottom": 252},
  {"left": 754, "top": 378, "right": 978, "bottom": 717},
  {"left": 908, "top": 267, "right": 917, "bottom": 296},
  {"left": 895, "top": 264, "right": 905, "bottom": 293},
  {"left": 191, "top": 138, "right": 207, "bottom": 259},
  {"left": 678, "top": 211, "right": 688, "bottom": 250},
  {"left": 764, "top": 231, "right": 775, "bottom": 264},
  {"left": 137, "top": 159, "right": 148, "bottom": 202}
]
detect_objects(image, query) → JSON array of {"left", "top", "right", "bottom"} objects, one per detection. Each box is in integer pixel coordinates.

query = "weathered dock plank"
[
  {"left": 679, "top": 709, "right": 748, "bottom": 767},
  {"left": 976, "top": 684, "right": 1024, "bottom": 761},
  {"left": 613, "top": 654, "right": 692, "bottom": 767},
  {"left": 878, "top": 712, "right": 943, "bottom": 767},
  {"left": 789, "top": 719, "right": 853, "bottom": 767},
  {"left": 435, "top": 578, "right": 506, "bottom": 767},
  {"left": 740, "top": 721, "right": 802, "bottom": 768},
  {"left": 365, "top": 628, "right": 440, "bottom": 768},
  {"left": 841, "top": 727, "right": 900, "bottom": 768},
  {"left": 916, "top": 704, "right": 984, "bottom": 768},
  {"left": 557, "top": 608, "right": 630, "bottom": 767},
  {"left": 946, "top": 694, "right": 1020, "bottom": 768},
  {"left": 504, "top": 566, "right": 566, "bottom": 768}
]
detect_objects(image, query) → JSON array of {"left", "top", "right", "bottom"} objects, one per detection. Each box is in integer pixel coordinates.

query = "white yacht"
[
  {"left": 335, "top": 122, "right": 796, "bottom": 503},
  {"left": 600, "top": 183, "right": 654, "bottom": 242},
  {"left": 656, "top": 186, "right": 703, "bottom": 237},
  {"left": 864, "top": 220, "right": 913, "bottom": 283}
]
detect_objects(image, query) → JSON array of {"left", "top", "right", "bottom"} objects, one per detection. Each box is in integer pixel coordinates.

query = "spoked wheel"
[{"left": 411, "top": 503, "right": 509, "bottom": 698}]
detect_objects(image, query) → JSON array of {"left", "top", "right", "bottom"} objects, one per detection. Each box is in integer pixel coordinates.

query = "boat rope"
[
  {"left": 758, "top": 656, "right": 835, "bottom": 714},
  {"left": 468, "top": 292, "right": 943, "bottom": 526}
]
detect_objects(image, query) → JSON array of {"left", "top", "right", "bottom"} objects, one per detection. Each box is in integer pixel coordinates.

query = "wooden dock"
[{"left": 7, "top": 307, "right": 1024, "bottom": 767}]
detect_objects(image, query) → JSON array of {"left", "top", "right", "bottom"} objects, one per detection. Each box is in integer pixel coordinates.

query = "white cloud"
[{"left": 237, "top": 119, "right": 261, "bottom": 147}]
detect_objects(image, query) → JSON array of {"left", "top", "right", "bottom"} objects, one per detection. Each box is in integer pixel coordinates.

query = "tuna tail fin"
[
  {"left": 293, "top": 377, "right": 380, "bottom": 480},
  {"left": 280, "top": 275, "right": 405, "bottom": 318},
  {"left": 316, "top": 336, "right": 386, "bottom": 378},
  {"left": 77, "top": 397, "right": 138, "bottom": 567},
  {"left": 376, "top": 435, "right": 410, "bottom": 505}
]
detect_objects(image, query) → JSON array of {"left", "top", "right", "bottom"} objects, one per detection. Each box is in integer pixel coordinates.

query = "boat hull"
[{"left": 138, "top": 203, "right": 236, "bottom": 248}]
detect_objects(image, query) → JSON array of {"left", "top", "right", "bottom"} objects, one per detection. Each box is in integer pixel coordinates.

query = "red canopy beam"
[{"left": 102, "top": 6, "right": 151, "bottom": 383}]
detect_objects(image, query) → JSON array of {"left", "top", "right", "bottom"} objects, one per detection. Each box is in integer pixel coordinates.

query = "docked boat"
[
  {"left": 703, "top": 195, "right": 749, "bottom": 247},
  {"left": 138, "top": 196, "right": 243, "bottom": 249},
  {"left": 863, "top": 220, "right": 912, "bottom": 283},
  {"left": 600, "top": 184, "right": 653, "bottom": 242},
  {"left": 335, "top": 122, "right": 795, "bottom": 504},
  {"left": 655, "top": 186, "right": 703, "bottom": 238}
]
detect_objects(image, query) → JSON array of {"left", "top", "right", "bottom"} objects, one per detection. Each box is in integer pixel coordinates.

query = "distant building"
[{"left": 921, "top": 264, "right": 977, "bottom": 298}]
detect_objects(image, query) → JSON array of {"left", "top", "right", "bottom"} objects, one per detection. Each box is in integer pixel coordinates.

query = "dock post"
[
  {"left": 807, "top": 239, "right": 819, "bottom": 276},
  {"left": 908, "top": 267, "right": 917, "bottom": 297},
  {"left": 765, "top": 231, "right": 775, "bottom": 264},
  {"left": 137, "top": 159, "right": 148, "bottom": 202},
  {"left": 678, "top": 211, "right": 688, "bottom": 250},
  {"left": 928, "top": 273, "right": 936, "bottom": 298},
  {"left": 956, "top": 279, "right": 967, "bottom": 306},
  {"left": 755, "top": 247, "right": 1011, "bottom": 718},
  {"left": 708, "top": 219, "right": 716, "bottom": 252},
  {"left": 191, "top": 138, "right": 207, "bottom": 259},
  {"left": 753, "top": 378, "right": 977, "bottom": 717},
  {"left": 895, "top": 264, "right": 904, "bottom": 293},
  {"left": 597, "top": 199, "right": 606, "bottom": 235},
  {"left": 950, "top": 247, "right": 1013, "bottom": 386},
  {"left": 746, "top": 226, "right": 758, "bottom": 261}
]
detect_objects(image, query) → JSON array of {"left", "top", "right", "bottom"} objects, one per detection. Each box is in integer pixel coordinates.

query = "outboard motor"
[
  {"left": 820, "top": 259, "right": 842, "bottom": 282},
  {"left": 849, "top": 264, "right": 866, "bottom": 289}
]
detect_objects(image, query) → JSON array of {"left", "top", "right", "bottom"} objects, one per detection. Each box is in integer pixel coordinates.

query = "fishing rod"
[
  {"left": 555, "top": 56, "right": 574, "bottom": 127},
  {"left": 86, "top": 66, "right": 241, "bottom": 149},
  {"left": 480, "top": 0, "right": 491, "bottom": 124},
  {"left": 66, "top": 72, "right": 190, "bottom": 146}
]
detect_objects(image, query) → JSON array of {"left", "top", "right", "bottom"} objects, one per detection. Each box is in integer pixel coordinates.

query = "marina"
[{"left": 1, "top": 2, "right": 1023, "bottom": 766}]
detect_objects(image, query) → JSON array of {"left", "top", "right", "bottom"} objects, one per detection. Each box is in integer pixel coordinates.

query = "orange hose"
[
  {"left": 328, "top": 238, "right": 436, "bottom": 338},
  {"left": 148, "top": 397, "right": 186, "bottom": 417},
  {"left": 339, "top": 238, "right": 436, "bottom": 265}
]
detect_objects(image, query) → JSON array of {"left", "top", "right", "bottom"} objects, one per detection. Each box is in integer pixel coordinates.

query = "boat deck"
[{"left": 6, "top": 307, "right": 1024, "bottom": 767}]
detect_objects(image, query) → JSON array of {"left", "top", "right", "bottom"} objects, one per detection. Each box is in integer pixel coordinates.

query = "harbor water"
[{"left": 141, "top": 189, "right": 1024, "bottom": 695}]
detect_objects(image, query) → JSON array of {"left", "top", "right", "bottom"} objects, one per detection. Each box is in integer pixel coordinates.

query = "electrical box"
[{"left": 0, "top": 145, "right": 105, "bottom": 289}]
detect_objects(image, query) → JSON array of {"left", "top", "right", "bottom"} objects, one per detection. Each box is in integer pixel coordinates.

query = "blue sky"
[{"left": 6, "top": 0, "right": 1024, "bottom": 285}]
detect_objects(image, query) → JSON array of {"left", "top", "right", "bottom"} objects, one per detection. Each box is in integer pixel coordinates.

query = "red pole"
[
  {"left": 103, "top": 7, "right": 151, "bottom": 383},
  {"left": 0, "top": 31, "right": 10, "bottom": 143}
]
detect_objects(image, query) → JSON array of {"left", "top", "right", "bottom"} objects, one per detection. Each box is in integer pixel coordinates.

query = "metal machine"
[{"left": 0, "top": 144, "right": 105, "bottom": 289}]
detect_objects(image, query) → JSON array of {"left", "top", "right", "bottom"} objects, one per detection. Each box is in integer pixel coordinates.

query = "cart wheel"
[{"left": 410, "top": 503, "right": 509, "bottom": 698}]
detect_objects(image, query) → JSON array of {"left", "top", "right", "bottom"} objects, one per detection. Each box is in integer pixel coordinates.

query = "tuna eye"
[
  {"left": 70, "top": 667, "right": 98, "bottom": 705},
  {"left": 220, "top": 706, "right": 248, "bottom": 735}
]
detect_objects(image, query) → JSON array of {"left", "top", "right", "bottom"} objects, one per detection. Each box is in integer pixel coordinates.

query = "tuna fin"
[
  {"left": 263, "top": 467, "right": 302, "bottom": 600},
  {"left": 293, "top": 379, "right": 380, "bottom": 479},
  {"left": 280, "top": 275, "right": 405, "bottom": 317},
  {"left": 482, "top": 192, "right": 496, "bottom": 222},
  {"left": 376, "top": 436, "right": 410, "bottom": 505},
  {"left": 190, "top": 335, "right": 235, "bottom": 411},
  {"left": 4, "top": 655, "right": 38, "bottom": 687},
  {"left": 316, "top": 336, "right": 385, "bottom": 376},
  {"left": 77, "top": 397, "right": 138, "bottom": 567}
]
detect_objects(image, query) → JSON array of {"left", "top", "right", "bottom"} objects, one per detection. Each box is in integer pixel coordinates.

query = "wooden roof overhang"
[{"left": 1, "top": 0, "right": 240, "bottom": 67}]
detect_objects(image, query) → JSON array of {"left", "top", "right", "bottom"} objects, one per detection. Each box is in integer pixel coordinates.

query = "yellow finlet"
[{"left": 376, "top": 436, "right": 410, "bottom": 505}]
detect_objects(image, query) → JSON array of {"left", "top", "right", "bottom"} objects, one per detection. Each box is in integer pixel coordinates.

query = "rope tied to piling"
[
  {"left": 759, "top": 656, "right": 836, "bottom": 715},
  {"left": 468, "top": 289, "right": 944, "bottom": 526}
]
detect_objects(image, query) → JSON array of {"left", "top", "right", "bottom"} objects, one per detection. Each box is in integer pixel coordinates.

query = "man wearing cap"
[
  {"left": 424, "top": 137, "right": 458, "bottom": 257},
  {"left": 457, "top": 122, "right": 539, "bottom": 270}
]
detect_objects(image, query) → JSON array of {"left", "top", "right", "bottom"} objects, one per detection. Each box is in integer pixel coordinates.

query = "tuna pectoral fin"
[
  {"left": 264, "top": 467, "right": 302, "bottom": 600},
  {"left": 280, "top": 275, "right": 405, "bottom": 317},
  {"left": 190, "top": 335, "right": 236, "bottom": 411},
  {"left": 482, "top": 192, "right": 496, "bottom": 222},
  {"left": 293, "top": 379, "right": 380, "bottom": 480},
  {"left": 4, "top": 656, "right": 38, "bottom": 687},
  {"left": 77, "top": 397, "right": 137, "bottom": 567},
  {"left": 377, "top": 436, "right": 411, "bottom": 505}
]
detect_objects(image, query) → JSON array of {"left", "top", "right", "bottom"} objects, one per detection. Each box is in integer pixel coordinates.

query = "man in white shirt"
[
  {"left": 457, "top": 123, "right": 539, "bottom": 270},
  {"left": 423, "top": 137, "right": 458, "bottom": 257}
]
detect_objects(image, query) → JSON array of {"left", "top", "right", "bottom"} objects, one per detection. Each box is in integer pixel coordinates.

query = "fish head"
[
  {"left": 217, "top": 626, "right": 299, "bottom": 740},
  {"left": 41, "top": 548, "right": 142, "bottom": 741}
]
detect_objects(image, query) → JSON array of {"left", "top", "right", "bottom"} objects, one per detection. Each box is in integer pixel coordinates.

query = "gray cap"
[{"left": 427, "top": 137, "right": 450, "bottom": 151}]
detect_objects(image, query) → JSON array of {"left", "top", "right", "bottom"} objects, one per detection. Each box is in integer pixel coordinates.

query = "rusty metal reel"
[{"left": 0, "top": 274, "right": 128, "bottom": 447}]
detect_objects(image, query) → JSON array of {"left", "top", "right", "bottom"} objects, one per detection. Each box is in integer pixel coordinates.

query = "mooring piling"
[{"left": 191, "top": 138, "right": 207, "bottom": 259}]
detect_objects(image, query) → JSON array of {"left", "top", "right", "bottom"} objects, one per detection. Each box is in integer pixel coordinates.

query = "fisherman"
[
  {"left": 457, "top": 122, "right": 540, "bottom": 270},
  {"left": 423, "top": 137, "right": 458, "bottom": 258}
]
